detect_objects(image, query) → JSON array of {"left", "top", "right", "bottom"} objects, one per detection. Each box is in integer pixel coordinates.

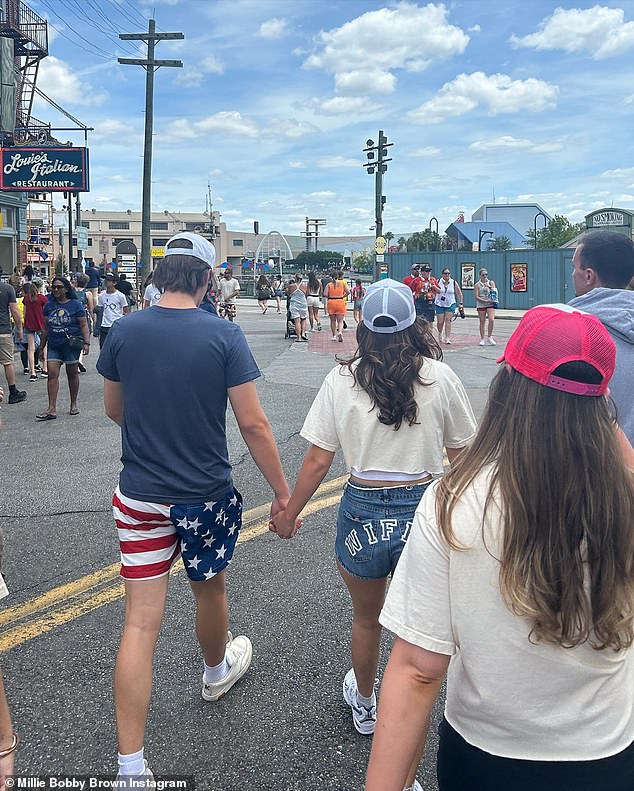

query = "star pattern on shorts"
[{"left": 170, "top": 491, "right": 241, "bottom": 581}]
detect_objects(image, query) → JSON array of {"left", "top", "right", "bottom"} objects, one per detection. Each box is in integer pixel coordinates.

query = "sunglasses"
[
  {"left": 442, "top": 271, "right": 451, "bottom": 275},
  {"left": 52, "top": 284, "right": 66, "bottom": 289}
]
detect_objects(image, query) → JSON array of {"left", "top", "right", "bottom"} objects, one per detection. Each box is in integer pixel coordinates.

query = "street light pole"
[
  {"left": 478, "top": 229, "right": 494, "bottom": 251},
  {"left": 533, "top": 212, "right": 548, "bottom": 249}
]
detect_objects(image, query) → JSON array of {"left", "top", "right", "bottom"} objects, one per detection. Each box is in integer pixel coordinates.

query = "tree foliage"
[
  {"left": 525, "top": 215, "right": 585, "bottom": 249},
  {"left": 292, "top": 250, "right": 344, "bottom": 270},
  {"left": 489, "top": 235, "right": 513, "bottom": 251}
]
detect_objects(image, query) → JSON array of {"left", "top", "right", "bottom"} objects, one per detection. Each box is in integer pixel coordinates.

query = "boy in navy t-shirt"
[{"left": 97, "top": 232, "right": 296, "bottom": 784}]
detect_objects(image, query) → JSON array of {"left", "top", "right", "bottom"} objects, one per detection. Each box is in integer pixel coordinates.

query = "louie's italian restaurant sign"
[{"left": 0, "top": 147, "right": 89, "bottom": 192}]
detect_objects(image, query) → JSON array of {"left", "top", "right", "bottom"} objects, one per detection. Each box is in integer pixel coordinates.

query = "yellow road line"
[
  {"left": 0, "top": 481, "right": 345, "bottom": 653},
  {"left": 0, "top": 476, "right": 346, "bottom": 631}
]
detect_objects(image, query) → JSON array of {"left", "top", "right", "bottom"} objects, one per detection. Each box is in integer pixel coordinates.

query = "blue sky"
[{"left": 29, "top": 1, "right": 634, "bottom": 238}]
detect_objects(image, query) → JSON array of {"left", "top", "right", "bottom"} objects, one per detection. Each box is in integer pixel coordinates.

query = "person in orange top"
[{"left": 324, "top": 271, "right": 349, "bottom": 342}]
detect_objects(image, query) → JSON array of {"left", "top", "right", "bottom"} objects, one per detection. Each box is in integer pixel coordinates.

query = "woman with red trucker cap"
[{"left": 367, "top": 304, "right": 634, "bottom": 791}]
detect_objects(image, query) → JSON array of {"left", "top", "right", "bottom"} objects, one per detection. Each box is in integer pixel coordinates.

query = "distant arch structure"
[{"left": 255, "top": 230, "right": 293, "bottom": 272}]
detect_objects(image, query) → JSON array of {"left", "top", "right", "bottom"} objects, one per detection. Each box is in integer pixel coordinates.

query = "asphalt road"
[{"left": 0, "top": 303, "right": 517, "bottom": 790}]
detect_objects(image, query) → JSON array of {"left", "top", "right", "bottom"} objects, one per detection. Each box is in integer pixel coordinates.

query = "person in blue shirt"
[
  {"left": 97, "top": 232, "right": 296, "bottom": 785},
  {"left": 37, "top": 276, "right": 90, "bottom": 420}
]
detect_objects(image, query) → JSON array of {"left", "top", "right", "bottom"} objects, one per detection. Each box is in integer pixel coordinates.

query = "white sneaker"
[
  {"left": 337, "top": 332, "right": 344, "bottom": 342},
  {"left": 331, "top": 335, "right": 337, "bottom": 341},
  {"left": 479, "top": 338, "right": 486, "bottom": 346},
  {"left": 445, "top": 338, "right": 451, "bottom": 344},
  {"left": 202, "top": 635, "right": 252, "bottom": 701},
  {"left": 342, "top": 668, "right": 376, "bottom": 735},
  {"left": 488, "top": 336, "right": 497, "bottom": 345},
  {"left": 115, "top": 761, "right": 155, "bottom": 790}
]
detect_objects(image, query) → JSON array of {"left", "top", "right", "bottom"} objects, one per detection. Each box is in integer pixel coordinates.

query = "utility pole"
[
  {"left": 118, "top": 20, "right": 184, "bottom": 287},
  {"left": 363, "top": 131, "right": 393, "bottom": 279}
]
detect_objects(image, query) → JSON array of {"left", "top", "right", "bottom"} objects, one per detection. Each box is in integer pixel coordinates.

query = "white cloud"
[
  {"left": 315, "top": 156, "right": 361, "bottom": 169},
  {"left": 410, "top": 146, "right": 441, "bottom": 158},
  {"left": 335, "top": 70, "right": 396, "bottom": 95},
  {"left": 409, "top": 72, "right": 559, "bottom": 123},
  {"left": 625, "top": 94, "right": 634, "bottom": 105},
  {"left": 307, "top": 191, "right": 336, "bottom": 199},
  {"left": 37, "top": 56, "right": 106, "bottom": 106},
  {"left": 269, "top": 118, "right": 319, "bottom": 139},
  {"left": 318, "top": 96, "right": 377, "bottom": 115},
  {"left": 600, "top": 166, "right": 634, "bottom": 179},
  {"left": 469, "top": 24, "right": 481, "bottom": 33},
  {"left": 90, "top": 119, "right": 141, "bottom": 143},
  {"left": 304, "top": 3, "right": 469, "bottom": 97},
  {"left": 158, "top": 112, "right": 260, "bottom": 143},
  {"left": 469, "top": 135, "right": 563, "bottom": 153},
  {"left": 510, "top": 6, "right": 634, "bottom": 59},
  {"left": 174, "top": 55, "right": 225, "bottom": 87},
  {"left": 288, "top": 161, "right": 305, "bottom": 169},
  {"left": 258, "top": 18, "right": 289, "bottom": 39}
]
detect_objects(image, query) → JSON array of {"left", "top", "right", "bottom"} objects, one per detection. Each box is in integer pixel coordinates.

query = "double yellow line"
[{"left": 0, "top": 477, "right": 346, "bottom": 654}]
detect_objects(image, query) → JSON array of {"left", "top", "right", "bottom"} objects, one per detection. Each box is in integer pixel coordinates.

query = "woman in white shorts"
[
  {"left": 306, "top": 271, "right": 322, "bottom": 332},
  {"left": 288, "top": 274, "right": 308, "bottom": 341}
]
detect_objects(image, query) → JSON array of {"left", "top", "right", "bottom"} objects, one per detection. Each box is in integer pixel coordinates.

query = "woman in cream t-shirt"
[
  {"left": 367, "top": 305, "right": 634, "bottom": 791},
  {"left": 271, "top": 280, "right": 476, "bottom": 790}
]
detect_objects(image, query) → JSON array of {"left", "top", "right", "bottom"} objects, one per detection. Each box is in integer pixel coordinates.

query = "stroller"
[{"left": 284, "top": 292, "right": 297, "bottom": 339}]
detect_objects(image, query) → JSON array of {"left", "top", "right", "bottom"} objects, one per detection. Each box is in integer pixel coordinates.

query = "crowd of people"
[{"left": 1, "top": 229, "right": 634, "bottom": 791}]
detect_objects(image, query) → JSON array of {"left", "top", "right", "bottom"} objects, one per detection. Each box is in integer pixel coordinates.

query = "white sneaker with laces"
[
  {"left": 488, "top": 336, "right": 497, "bottom": 345},
  {"left": 331, "top": 335, "right": 337, "bottom": 341},
  {"left": 342, "top": 668, "right": 377, "bottom": 735},
  {"left": 479, "top": 338, "right": 486, "bottom": 346},
  {"left": 115, "top": 761, "right": 155, "bottom": 790},
  {"left": 202, "top": 635, "right": 252, "bottom": 701}
]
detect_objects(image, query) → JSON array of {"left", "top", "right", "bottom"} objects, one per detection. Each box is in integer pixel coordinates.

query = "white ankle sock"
[
  {"left": 204, "top": 655, "right": 229, "bottom": 684},
  {"left": 118, "top": 748, "right": 145, "bottom": 776},
  {"left": 356, "top": 690, "right": 375, "bottom": 707}
]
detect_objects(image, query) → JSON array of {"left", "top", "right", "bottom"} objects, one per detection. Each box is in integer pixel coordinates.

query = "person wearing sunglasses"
[
  {"left": 434, "top": 269, "right": 463, "bottom": 345},
  {"left": 37, "top": 276, "right": 90, "bottom": 420}
]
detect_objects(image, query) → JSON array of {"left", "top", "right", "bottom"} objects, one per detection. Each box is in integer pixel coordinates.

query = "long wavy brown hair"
[
  {"left": 436, "top": 363, "right": 634, "bottom": 651},
  {"left": 339, "top": 318, "right": 442, "bottom": 430}
]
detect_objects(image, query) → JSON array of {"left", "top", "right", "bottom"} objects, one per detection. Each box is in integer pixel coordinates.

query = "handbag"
[{"left": 64, "top": 330, "right": 85, "bottom": 350}]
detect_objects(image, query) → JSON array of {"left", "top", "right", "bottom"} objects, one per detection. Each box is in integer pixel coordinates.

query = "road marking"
[{"left": 0, "top": 477, "right": 346, "bottom": 653}]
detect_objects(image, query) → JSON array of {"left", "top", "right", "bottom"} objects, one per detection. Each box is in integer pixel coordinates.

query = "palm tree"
[
  {"left": 384, "top": 231, "right": 394, "bottom": 245},
  {"left": 489, "top": 235, "right": 512, "bottom": 251},
  {"left": 397, "top": 236, "right": 408, "bottom": 251}
]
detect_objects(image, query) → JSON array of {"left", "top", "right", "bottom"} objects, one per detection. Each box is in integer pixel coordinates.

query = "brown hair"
[
  {"left": 153, "top": 238, "right": 209, "bottom": 296},
  {"left": 340, "top": 318, "right": 442, "bottom": 430},
  {"left": 436, "top": 364, "right": 634, "bottom": 651}
]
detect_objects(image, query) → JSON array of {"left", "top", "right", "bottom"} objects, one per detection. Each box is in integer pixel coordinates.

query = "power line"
[
  {"left": 104, "top": 0, "right": 148, "bottom": 29},
  {"left": 38, "top": 0, "right": 117, "bottom": 60},
  {"left": 56, "top": 0, "right": 140, "bottom": 57}
]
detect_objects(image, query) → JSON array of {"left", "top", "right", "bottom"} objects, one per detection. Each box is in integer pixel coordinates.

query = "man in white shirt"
[
  {"left": 99, "top": 274, "right": 129, "bottom": 348},
  {"left": 219, "top": 269, "right": 240, "bottom": 304}
]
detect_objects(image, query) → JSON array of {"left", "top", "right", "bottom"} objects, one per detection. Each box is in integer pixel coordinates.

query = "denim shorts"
[
  {"left": 47, "top": 342, "right": 81, "bottom": 365},
  {"left": 335, "top": 480, "right": 430, "bottom": 579},
  {"left": 435, "top": 303, "right": 456, "bottom": 315}
]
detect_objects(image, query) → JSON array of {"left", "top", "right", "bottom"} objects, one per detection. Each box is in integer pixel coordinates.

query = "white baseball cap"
[
  {"left": 163, "top": 232, "right": 216, "bottom": 268},
  {"left": 362, "top": 278, "right": 417, "bottom": 334}
]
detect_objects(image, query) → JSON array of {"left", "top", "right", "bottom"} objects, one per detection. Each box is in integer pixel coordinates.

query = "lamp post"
[
  {"left": 428, "top": 216, "right": 438, "bottom": 252},
  {"left": 478, "top": 229, "right": 494, "bottom": 251},
  {"left": 533, "top": 212, "right": 548, "bottom": 249}
]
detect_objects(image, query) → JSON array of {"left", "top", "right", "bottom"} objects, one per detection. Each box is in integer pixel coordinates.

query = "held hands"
[{"left": 269, "top": 507, "right": 302, "bottom": 540}]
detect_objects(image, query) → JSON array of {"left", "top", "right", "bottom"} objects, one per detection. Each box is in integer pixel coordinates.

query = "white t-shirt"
[
  {"left": 434, "top": 278, "right": 458, "bottom": 307},
  {"left": 300, "top": 360, "right": 476, "bottom": 475},
  {"left": 98, "top": 290, "right": 128, "bottom": 328},
  {"left": 219, "top": 278, "right": 240, "bottom": 303},
  {"left": 380, "top": 472, "right": 634, "bottom": 761},
  {"left": 143, "top": 283, "right": 161, "bottom": 306}
]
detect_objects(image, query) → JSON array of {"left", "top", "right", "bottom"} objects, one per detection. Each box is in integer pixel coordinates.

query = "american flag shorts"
[{"left": 112, "top": 485, "right": 243, "bottom": 581}]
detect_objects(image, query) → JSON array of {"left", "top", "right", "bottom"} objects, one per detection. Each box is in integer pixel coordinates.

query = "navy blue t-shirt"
[
  {"left": 44, "top": 298, "right": 86, "bottom": 348},
  {"left": 97, "top": 307, "right": 260, "bottom": 504}
]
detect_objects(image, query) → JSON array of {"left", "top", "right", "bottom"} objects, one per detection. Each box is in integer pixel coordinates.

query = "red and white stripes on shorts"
[{"left": 113, "top": 487, "right": 180, "bottom": 580}]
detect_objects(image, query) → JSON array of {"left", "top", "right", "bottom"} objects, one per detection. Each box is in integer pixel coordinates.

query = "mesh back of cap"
[{"left": 362, "top": 279, "right": 416, "bottom": 334}]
